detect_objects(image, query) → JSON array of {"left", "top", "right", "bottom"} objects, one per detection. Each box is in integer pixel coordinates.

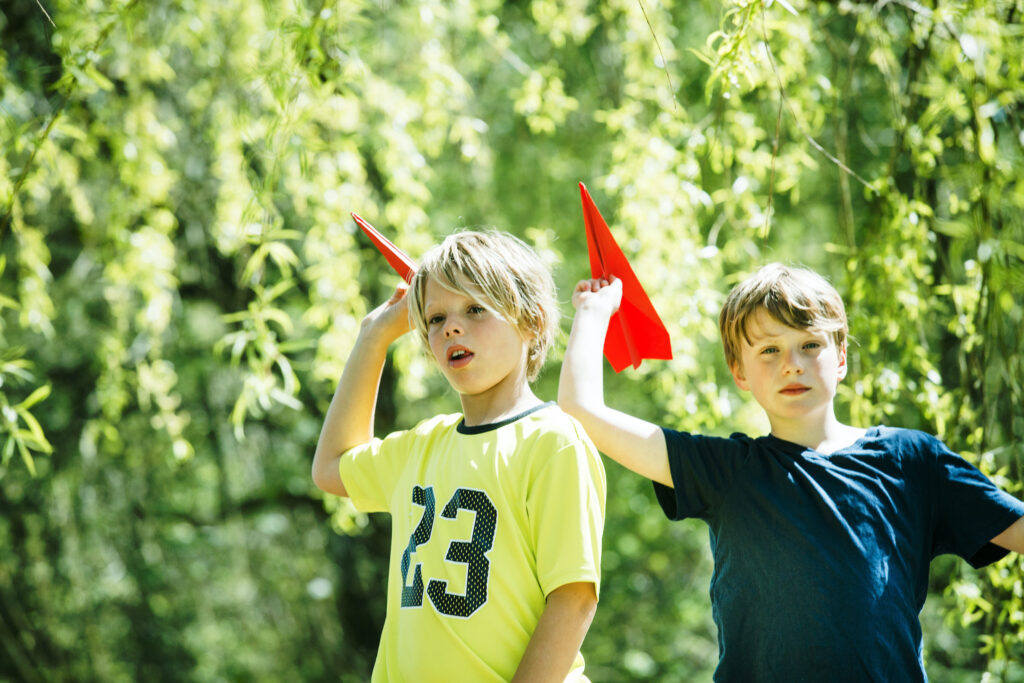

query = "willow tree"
[{"left": 2, "top": 0, "right": 1022, "bottom": 680}]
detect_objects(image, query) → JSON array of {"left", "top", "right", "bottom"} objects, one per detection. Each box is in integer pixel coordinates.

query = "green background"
[{"left": 2, "top": 0, "right": 1022, "bottom": 680}]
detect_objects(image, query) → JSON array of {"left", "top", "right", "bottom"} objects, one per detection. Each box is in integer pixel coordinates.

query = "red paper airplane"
[
  {"left": 351, "top": 212, "right": 416, "bottom": 283},
  {"left": 579, "top": 182, "right": 672, "bottom": 372}
]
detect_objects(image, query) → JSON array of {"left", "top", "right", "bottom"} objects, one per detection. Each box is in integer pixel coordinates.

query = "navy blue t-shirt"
[{"left": 653, "top": 426, "right": 1024, "bottom": 682}]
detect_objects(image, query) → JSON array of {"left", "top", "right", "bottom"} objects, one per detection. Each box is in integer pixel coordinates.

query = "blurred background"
[{"left": 2, "top": 0, "right": 1023, "bottom": 680}]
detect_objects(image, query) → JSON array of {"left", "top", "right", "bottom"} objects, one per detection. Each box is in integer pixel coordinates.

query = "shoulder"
[
  {"left": 412, "top": 412, "right": 463, "bottom": 433},
  {"left": 521, "top": 404, "right": 593, "bottom": 442},
  {"left": 856, "top": 426, "right": 962, "bottom": 482},
  {"left": 661, "top": 426, "right": 758, "bottom": 457},
  {"left": 382, "top": 412, "right": 462, "bottom": 445},
  {"left": 863, "top": 426, "right": 951, "bottom": 457},
  {"left": 491, "top": 403, "right": 595, "bottom": 449},
  {"left": 517, "top": 405, "right": 605, "bottom": 471}
]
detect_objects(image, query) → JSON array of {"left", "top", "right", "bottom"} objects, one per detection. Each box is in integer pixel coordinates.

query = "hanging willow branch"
[
  {"left": 637, "top": 0, "right": 679, "bottom": 112},
  {"left": 756, "top": 3, "right": 873, "bottom": 191},
  {"left": 34, "top": 0, "right": 55, "bottom": 27},
  {"left": 1, "top": 0, "right": 141, "bottom": 232}
]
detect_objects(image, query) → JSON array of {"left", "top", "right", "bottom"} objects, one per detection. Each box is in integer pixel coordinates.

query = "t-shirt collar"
[{"left": 457, "top": 402, "right": 555, "bottom": 434}]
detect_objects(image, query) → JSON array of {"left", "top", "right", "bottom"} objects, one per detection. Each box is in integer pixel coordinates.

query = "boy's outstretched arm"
[
  {"left": 558, "top": 277, "right": 672, "bottom": 487},
  {"left": 992, "top": 515, "right": 1024, "bottom": 554},
  {"left": 512, "top": 582, "right": 597, "bottom": 683},
  {"left": 312, "top": 284, "right": 412, "bottom": 497}
]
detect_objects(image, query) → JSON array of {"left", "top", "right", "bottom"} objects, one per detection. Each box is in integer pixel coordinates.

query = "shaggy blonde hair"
[
  {"left": 719, "top": 263, "right": 848, "bottom": 370},
  {"left": 407, "top": 230, "right": 559, "bottom": 382}
]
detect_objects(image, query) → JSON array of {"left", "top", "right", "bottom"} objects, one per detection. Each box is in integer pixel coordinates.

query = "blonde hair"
[
  {"left": 719, "top": 263, "right": 847, "bottom": 369},
  {"left": 407, "top": 230, "right": 559, "bottom": 382}
]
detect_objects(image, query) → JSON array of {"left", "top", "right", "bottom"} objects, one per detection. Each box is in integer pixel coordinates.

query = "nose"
[
  {"left": 444, "top": 319, "right": 463, "bottom": 338},
  {"left": 782, "top": 348, "right": 804, "bottom": 375}
]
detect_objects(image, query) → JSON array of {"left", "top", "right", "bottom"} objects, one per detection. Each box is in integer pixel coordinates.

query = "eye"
[
  {"left": 427, "top": 314, "right": 445, "bottom": 326},
  {"left": 760, "top": 346, "right": 778, "bottom": 355},
  {"left": 803, "top": 341, "right": 822, "bottom": 350},
  {"left": 467, "top": 304, "right": 486, "bottom": 316}
]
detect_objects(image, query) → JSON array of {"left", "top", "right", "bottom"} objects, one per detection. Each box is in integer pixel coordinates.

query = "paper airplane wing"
[
  {"left": 579, "top": 182, "right": 673, "bottom": 372},
  {"left": 351, "top": 213, "right": 416, "bottom": 284}
]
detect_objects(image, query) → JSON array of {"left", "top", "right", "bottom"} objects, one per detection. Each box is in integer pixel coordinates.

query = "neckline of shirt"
[
  {"left": 762, "top": 425, "right": 884, "bottom": 456},
  {"left": 456, "top": 402, "right": 555, "bottom": 435}
]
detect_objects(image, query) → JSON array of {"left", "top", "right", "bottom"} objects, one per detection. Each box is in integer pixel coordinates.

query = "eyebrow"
[{"left": 745, "top": 326, "right": 825, "bottom": 344}]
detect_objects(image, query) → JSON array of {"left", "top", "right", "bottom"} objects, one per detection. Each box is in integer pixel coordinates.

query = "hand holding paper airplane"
[
  {"left": 351, "top": 212, "right": 416, "bottom": 283},
  {"left": 579, "top": 182, "right": 672, "bottom": 372}
]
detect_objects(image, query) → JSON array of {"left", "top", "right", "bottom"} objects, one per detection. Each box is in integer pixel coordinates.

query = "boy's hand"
[
  {"left": 572, "top": 276, "right": 622, "bottom": 317},
  {"left": 560, "top": 273, "right": 672, "bottom": 487},
  {"left": 359, "top": 283, "right": 412, "bottom": 344}
]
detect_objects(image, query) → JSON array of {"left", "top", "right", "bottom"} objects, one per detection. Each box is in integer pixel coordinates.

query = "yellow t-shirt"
[{"left": 339, "top": 403, "right": 606, "bottom": 682}]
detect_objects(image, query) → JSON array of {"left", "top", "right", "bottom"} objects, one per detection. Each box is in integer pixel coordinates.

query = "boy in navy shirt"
[{"left": 559, "top": 263, "right": 1024, "bottom": 682}]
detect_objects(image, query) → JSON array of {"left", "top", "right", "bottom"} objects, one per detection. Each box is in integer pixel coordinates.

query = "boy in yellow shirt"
[{"left": 314, "top": 230, "right": 605, "bottom": 682}]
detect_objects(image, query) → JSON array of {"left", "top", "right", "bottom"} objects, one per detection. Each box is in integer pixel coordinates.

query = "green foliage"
[{"left": 1, "top": 0, "right": 1022, "bottom": 680}]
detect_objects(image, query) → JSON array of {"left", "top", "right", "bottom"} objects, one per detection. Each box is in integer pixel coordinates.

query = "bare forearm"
[
  {"left": 559, "top": 308, "right": 672, "bottom": 486},
  {"left": 312, "top": 285, "right": 411, "bottom": 497},
  {"left": 512, "top": 582, "right": 597, "bottom": 683},
  {"left": 311, "top": 330, "right": 390, "bottom": 496},
  {"left": 558, "top": 304, "right": 609, "bottom": 418}
]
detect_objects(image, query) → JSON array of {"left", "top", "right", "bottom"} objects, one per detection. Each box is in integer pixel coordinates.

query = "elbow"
[
  {"left": 311, "top": 460, "right": 330, "bottom": 493},
  {"left": 311, "top": 460, "right": 326, "bottom": 490},
  {"left": 311, "top": 453, "right": 347, "bottom": 497}
]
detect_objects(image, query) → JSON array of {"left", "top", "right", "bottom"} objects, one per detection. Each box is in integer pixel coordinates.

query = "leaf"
[
  {"left": 17, "top": 438, "right": 36, "bottom": 476},
  {"left": 1, "top": 436, "right": 13, "bottom": 466},
  {"left": 16, "top": 384, "right": 51, "bottom": 410},
  {"left": 769, "top": 0, "right": 799, "bottom": 17},
  {"left": 261, "top": 306, "right": 294, "bottom": 335},
  {"left": 265, "top": 242, "right": 298, "bottom": 276},
  {"left": 269, "top": 387, "right": 302, "bottom": 410},
  {"left": 241, "top": 244, "right": 270, "bottom": 283},
  {"left": 687, "top": 47, "right": 715, "bottom": 67},
  {"left": 15, "top": 412, "right": 53, "bottom": 453},
  {"left": 263, "top": 278, "right": 295, "bottom": 304}
]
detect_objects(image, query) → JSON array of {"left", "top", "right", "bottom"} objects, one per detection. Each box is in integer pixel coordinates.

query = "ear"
[
  {"left": 730, "top": 361, "right": 750, "bottom": 392},
  {"left": 836, "top": 342, "right": 848, "bottom": 382}
]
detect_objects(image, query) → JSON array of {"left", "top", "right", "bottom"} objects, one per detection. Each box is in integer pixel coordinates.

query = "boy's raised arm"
[
  {"left": 992, "top": 515, "right": 1024, "bottom": 554},
  {"left": 558, "top": 277, "right": 672, "bottom": 487},
  {"left": 312, "top": 284, "right": 412, "bottom": 497}
]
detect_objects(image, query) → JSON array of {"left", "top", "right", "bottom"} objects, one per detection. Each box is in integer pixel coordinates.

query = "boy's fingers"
[
  {"left": 388, "top": 282, "right": 409, "bottom": 304},
  {"left": 575, "top": 277, "right": 624, "bottom": 294}
]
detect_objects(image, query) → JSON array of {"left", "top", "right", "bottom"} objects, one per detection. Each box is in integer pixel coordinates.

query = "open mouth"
[{"left": 447, "top": 347, "right": 474, "bottom": 368}]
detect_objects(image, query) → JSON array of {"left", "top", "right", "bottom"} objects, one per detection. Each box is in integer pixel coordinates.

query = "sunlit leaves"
[
  {"left": 0, "top": 355, "right": 52, "bottom": 476},
  {"left": 514, "top": 65, "right": 580, "bottom": 135},
  {"left": 2, "top": 0, "right": 1023, "bottom": 678}
]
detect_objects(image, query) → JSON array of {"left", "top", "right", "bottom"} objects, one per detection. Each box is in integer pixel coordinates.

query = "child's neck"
[
  {"left": 770, "top": 413, "right": 866, "bottom": 455},
  {"left": 460, "top": 385, "right": 543, "bottom": 428}
]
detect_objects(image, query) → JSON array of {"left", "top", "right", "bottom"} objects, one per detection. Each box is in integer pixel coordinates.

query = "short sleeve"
[
  {"left": 526, "top": 429, "right": 606, "bottom": 599},
  {"left": 653, "top": 429, "right": 749, "bottom": 521},
  {"left": 339, "top": 428, "right": 418, "bottom": 513},
  {"left": 931, "top": 439, "right": 1024, "bottom": 568}
]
